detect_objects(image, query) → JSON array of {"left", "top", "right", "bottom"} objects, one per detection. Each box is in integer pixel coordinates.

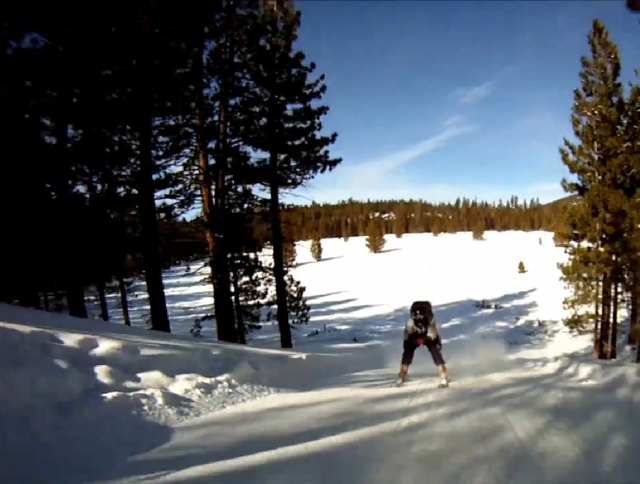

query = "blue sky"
[{"left": 288, "top": 0, "right": 640, "bottom": 205}]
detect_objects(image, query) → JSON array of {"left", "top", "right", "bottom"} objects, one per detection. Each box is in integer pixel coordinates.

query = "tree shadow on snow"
[
  {"left": 309, "top": 297, "right": 378, "bottom": 321},
  {"left": 305, "top": 291, "right": 348, "bottom": 304},
  {"left": 378, "top": 247, "right": 401, "bottom": 254},
  {"left": 240, "top": 289, "right": 541, "bottom": 393},
  {"left": 296, "top": 255, "right": 345, "bottom": 268},
  {"left": 109, "top": 356, "right": 640, "bottom": 484},
  {"left": 313, "top": 289, "right": 535, "bottom": 345}
]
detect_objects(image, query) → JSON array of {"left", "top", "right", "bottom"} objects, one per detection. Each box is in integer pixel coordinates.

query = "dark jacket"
[{"left": 403, "top": 315, "right": 440, "bottom": 342}]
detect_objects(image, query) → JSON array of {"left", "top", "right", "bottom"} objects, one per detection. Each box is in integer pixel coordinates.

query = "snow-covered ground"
[{"left": 2, "top": 231, "right": 640, "bottom": 484}]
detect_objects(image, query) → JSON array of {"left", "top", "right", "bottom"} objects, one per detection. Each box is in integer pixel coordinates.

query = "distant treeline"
[{"left": 165, "top": 196, "right": 566, "bottom": 259}]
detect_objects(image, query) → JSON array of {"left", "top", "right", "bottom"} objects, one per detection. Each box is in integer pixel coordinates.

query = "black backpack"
[{"left": 410, "top": 301, "right": 434, "bottom": 332}]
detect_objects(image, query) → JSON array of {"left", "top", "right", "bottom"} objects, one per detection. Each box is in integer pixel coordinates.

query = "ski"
[{"left": 394, "top": 379, "right": 450, "bottom": 388}]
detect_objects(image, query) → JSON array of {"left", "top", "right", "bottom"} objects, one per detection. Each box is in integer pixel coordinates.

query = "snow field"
[{"left": 3, "top": 230, "right": 640, "bottom": 484}]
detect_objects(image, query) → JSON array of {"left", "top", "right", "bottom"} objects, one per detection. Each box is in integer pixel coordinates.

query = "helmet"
[{"left": 410, "top": 301, "right": 433, "bottom": 322}]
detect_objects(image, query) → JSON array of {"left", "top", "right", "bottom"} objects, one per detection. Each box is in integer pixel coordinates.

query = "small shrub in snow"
[
  {"left": 365, "top": 219, "right": 386, "bottom": 253},
  {"left": 262, "top": 261, "right": 309, "bottom": 328},
  {"left": 283, "top": 240, "right": 297, "bottom": 268},
  {"left": 518, "top": 261, "right": 527, "bottom": 274},
  {"left": 310, "top": 236, "right": 323, "bottom": 261},
  {"left": 229, "top": 254, "right": 273, "bottom": 343},
  {"left": 472, "top": 222, "right": 485, "bottom": 241},
  {"left": 342, "top": 220, "right": 350, "bottom": 242},
  {"left": 287, "top": 274, "right": 310, "bottom": 325},
  {"left": 393, "top": 215, "right": 404, "bottom": 238}
]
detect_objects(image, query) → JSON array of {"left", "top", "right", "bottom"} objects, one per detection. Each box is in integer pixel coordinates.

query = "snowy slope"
[
  {"left": 96, "top": 230, "right": 584, "bottom": 348},
  {"left": 2, "top": 231, "right": 640, "bottom": 484}
]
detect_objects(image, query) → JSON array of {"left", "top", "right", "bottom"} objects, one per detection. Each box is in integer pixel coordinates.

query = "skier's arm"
[
  {"left": 431, "top": 318, "right": 442, "bottom": 347},
  {"left": 403, "top": 319, "right": 415, "bottom": 341}
]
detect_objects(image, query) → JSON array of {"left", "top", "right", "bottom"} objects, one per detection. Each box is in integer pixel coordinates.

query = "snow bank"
[
  {"left": 0, "top": 304, "right": 277, "bottom": 428},
  {"left": 0, "top": 303, "right": 374, "bottom": 483}
]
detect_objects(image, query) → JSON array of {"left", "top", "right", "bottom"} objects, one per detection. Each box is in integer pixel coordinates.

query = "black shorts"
[{"left": 401, "top": 335, "right": 445, "bottom": 366}]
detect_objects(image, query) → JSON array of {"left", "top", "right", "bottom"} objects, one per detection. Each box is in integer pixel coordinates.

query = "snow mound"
[
  {"left": 101, "top": 372, "right": 276, "bottom": 425},
  {"left": 0, "top": 304, "right": 278, "bottom": 428}
]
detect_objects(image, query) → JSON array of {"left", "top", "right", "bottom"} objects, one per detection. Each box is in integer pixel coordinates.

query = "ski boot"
[
  {"left": 395, "top": 364, "right": 409, "bottom": 387},
  {"left": 437, "top": 364, "right": 449, "bottom": 388}
]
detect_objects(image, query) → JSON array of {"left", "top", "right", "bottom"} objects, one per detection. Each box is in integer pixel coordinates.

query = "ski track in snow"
[{"left": 2, "top": 231, "right": 640, "bottom": 484}]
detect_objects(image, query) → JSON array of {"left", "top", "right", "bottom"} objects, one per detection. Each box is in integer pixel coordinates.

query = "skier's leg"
[
  {"left": 426, "top": 339, "right": 449, "bottom": 385},
  {"left": 399, "top": 338, "right": 417, "bottom": 383}
]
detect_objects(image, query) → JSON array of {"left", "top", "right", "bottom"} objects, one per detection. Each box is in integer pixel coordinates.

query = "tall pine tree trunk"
[
  {"left": 66, "top": 286, "right": 87, "bottom": 319},
  {"left": 210, "top": 99, "right": 238, "bottom": 342},
  {"left": 96, "top": 279, "right": 109, "bottom": 321},
  {"left": 269, "top": 151, "right": 293, "bottom": 349},
  {"left": 600, "top": 273, "right": 613, "bottom": 359},
  {"left": 135, "top": 11, "right": 171, "bottom": 333},
  {"left": 231, "top": 266, "right": 247, "bottom": 345},
  {"left": 628, "top": 272, "right": 639, "bottom": 346},
  {"left": 611, "top": 276, "right": 619, "bottom": 359},
  {"left": 117, "top": 274, "right": 131, "bottom": 326},
  {"left": 594, "top": 276, "right": 602, "bottom": 358},
  {"left": 193, "top": 43, "right": 232, "bottom": 342},
  {"left": 206, "top": 0, "right": 240, "bottom": 343}
]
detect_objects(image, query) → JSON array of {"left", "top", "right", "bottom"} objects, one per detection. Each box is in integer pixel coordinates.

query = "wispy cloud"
[
  {"left": 443, "top": 115, "right": 465, "bottom": 128},
  {"left": 293, "top": 116, "right": 477, "bottom": 204},
  {"left": 349, "top": 117, "right": 476, "bottom": 182},
  {"left": 450, "top": 66, "right": 522, "bottom": 107},
  {"left": 452, "top": 81, "right": 494, "bottom": 106}
]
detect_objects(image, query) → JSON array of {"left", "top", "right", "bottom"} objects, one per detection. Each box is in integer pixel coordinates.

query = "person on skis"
[{"left": 397, "top": 301, "right": 449, "bottom": 387}]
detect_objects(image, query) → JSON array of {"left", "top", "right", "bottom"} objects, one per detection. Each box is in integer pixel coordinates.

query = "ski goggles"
[{"left": 412, "top": 313, "right": 432, "bottom": 321}]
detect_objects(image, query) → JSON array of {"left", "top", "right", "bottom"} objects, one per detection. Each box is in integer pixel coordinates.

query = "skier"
[{"left": 397, "top": 300, "right": 449, "bottom": 387}]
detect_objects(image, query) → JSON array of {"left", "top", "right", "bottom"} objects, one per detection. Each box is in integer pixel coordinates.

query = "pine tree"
[
  {"left": 341, "top": 220, "right": 350, "bottom": 241},
  {"left": 286, "top": 273, "right": 310, "bottom": 326},
  {"left": 432, "top": 217, "right": 442, "bottom": 237},
  {"left": 392, "top": 204, "right": 408, "bottom": 238},
  {"left": 243, "top": 6, "right": 341, "bottom": 348},
  {"left": 393, "top": 212, "right": 405, "bottom": 238},
  {"left": 310, "top": 233, "right": 323, "bottom": 261},
  {"left": 472, "top": 220, "right": 485, "bottom": 241},
  {"left": 518, "top": 261, "right": 526, "bottom": 274},
  {"left": 621, "top": 69, "right": 640, "bottom": 359},
  {"left": 230, "top": 253, "right": 272, "bottom": 344},
  {"left": 559, "top": 19, "right": 627, "bottom": 359},
  {"left": 283, "top": 237, "right": 297, "bottom": 268},
  {"left": 366, "top": 218, "right": 386, "bottom": 253}
]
